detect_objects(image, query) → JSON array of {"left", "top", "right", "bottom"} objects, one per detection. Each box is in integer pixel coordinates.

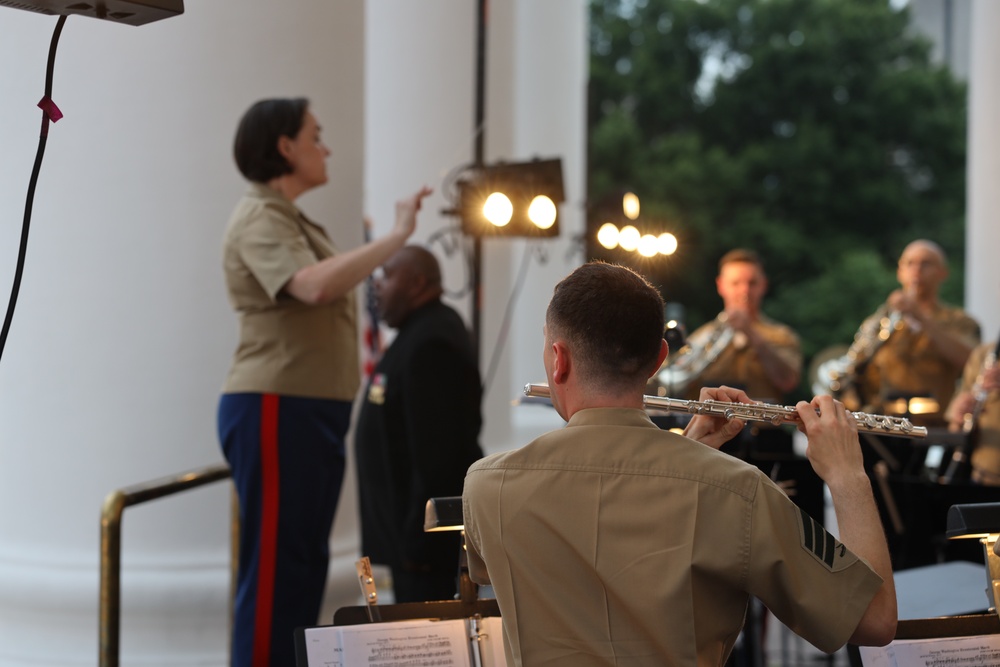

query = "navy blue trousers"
[{"left": 218, "top": 393, "right": 350, "bottom": 667}]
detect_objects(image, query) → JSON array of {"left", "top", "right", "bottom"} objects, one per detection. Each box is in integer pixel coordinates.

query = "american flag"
[{"left": 361, "top": 219, "right": 383, "bottom": 378}]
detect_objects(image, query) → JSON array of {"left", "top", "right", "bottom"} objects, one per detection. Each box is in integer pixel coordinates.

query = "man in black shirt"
[{"left": 355, "top": 245, "right": 483, "bottom": 602}]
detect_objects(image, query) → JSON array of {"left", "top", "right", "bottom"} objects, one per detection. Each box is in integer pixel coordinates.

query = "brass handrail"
[{"left": 99, "top": 463, "right": 236, "bottom": 667}]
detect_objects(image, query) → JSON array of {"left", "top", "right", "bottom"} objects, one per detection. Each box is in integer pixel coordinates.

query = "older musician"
[
  {"left": 945, "top": 341, "right": 1000, "bottom": 484},
  {"left": 660, "top": 248, "right": 801, "bottom": 402},
  {"left": 847, "top": 240, "right": 979, "bottom": 425},
  {"left": 463, "top": 262, "right": 896, "bottom": 666}
]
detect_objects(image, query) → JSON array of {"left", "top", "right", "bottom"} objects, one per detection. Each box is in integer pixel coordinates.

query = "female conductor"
[{"left": 218, "top": 97, "right": 431, "bottom": 667}]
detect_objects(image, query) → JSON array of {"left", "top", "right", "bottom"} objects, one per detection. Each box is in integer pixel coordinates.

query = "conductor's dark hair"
[
  {"left": 546, "top": 262, "right": 664, "bottom": 390},
  {"left": 233, "top": 98, "right": 310, "bottom": 183}
]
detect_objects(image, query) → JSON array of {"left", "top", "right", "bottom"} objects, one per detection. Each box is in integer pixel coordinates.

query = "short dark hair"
[
  {"left": 233, "top": 98, "right": 310, "bottom": 183},
  {"left": 546, "top": 262, "right": 664, "bottom": 390},
  {"left": 718, "top": 248, "right": 764, "bottom": 273},
  {"left": 398, "top": 245, "right": 442, "bottom": 290}
]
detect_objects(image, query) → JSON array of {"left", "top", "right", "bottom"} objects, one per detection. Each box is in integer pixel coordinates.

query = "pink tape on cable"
[{"left": 37, "top": 96, "right": 63, "bottom": 122}]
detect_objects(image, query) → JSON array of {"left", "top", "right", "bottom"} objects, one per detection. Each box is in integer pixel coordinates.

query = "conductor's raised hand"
[
  {"left": 394, "top": 185, "right": 434, "bottom": 238},
  {"left": 682, "top": 385, "right": 751, "bottom": 450},
  {"left": 796, "top": 395, "right": 863, "bottom": 489}
]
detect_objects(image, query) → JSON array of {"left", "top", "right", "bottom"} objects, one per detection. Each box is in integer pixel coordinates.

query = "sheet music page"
[
  {"left": 861, "top": 634, "right": 1000, "bottom": 667},
  {"left": 478, "top": 616, "right": 508, "bottom": 667},
  {"left": 338, "top": 618, "right": 471, "bottom": 667},
  {"left": 858, "top": 643, "right": 896, "bottom": 667},
  {"left": 301, "top": 626, "right": 344, "bottom": 667},
  {"left": 892, "top": 635, "right": 1000, "bottom": 666}
]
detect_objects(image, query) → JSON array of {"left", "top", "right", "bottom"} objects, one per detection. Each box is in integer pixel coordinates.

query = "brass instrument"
[
  {"left": 524, "top": 382, "right": 928, "bottom": 438},
  {"left": 813, "top": 307, "right": 904, "bottom": 398},
  {"left": 655, "top": 314, "right": 733, "bottom": 394}
]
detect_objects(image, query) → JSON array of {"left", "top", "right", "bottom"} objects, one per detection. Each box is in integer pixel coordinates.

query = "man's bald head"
[
  {"left": 897, "top": 239, "right": 948, "bottom": 300},
  {"left": 375, "top": 245, "right": 444, "bottom": 328}
]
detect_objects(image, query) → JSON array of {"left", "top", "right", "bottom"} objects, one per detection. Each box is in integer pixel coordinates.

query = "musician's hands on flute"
[
  {"left": 794, "top": 394, "right": 897, "bottom": 644},
  {"left": 682, "top": 385, "right": 752, "bottom": 450},
  {"left": 794, "top": 395, "right": 863, "bottom": 488}
]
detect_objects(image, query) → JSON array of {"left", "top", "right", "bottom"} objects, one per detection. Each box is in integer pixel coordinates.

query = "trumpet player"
[
  {"left": 945, "top": 340, "right": 1000, "bottom": 484},
  {"left": 663, "top": 248, "right": 801, "bottom": 402},
  {"left": 847, "top": 240, "right": 979, "bottom": 424}
]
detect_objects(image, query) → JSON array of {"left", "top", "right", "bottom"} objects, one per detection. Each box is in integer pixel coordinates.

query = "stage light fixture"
[
  {"left": 1, "top": 0, "right": 184, "bottom": 25},
  {"left": 457, "top": 158, "right": 565, "bottom": 238}
]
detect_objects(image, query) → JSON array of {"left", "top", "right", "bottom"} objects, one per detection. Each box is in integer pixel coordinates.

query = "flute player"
[{"left": 463, "top": 261, "right": 896, "bottom": 666}]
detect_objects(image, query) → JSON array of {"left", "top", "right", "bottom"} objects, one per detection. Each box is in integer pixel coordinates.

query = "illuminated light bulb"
[
  {"left": 597, "top": 222, "right": 620, "bottom": 249},
  {"left": 527, "top": 195, "right": 557, "bottom": 229},
  {"left": 619, "top": 225, "right": 640, "bottom": 252},
  {"left": 623, "top": 192, "right": 640, "bottom": 220},
  {"left": 483, "top": 192, "right": 513, "bottom": 227},
  {"left": 638, "top": 234, "right": 658, "bottom": 257},
  {"left": 657, "top": 232, "right": 678, "bottom": 255}
]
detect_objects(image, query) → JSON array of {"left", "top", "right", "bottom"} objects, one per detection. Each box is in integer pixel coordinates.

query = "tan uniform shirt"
[
  {"left": 672, "top": 313, "right": 801, "bottom": 401},
  {"left": 958, "top": 342, "right": 1000, "bottom": 480},
  {"left": 221, "top": 183, "right": 359, "bottom": 400},
  {"left": 463, "top": 408, "right": 882, "bottom": 666},
  {"left": 855, "top": 303, "right": 979, "bottom": 424}
]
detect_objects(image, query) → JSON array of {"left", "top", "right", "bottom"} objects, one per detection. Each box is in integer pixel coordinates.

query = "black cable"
[
  {"left": 482, "top": 242, "right": 538, "bottom": 394},
  {"left": 0, "top": 15, "right": 68, "bottom": 367}
]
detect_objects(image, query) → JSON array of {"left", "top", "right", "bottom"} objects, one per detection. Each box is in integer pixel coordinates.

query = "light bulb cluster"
[
  {"left": 598, "top": 224, "right": 678, "bottom": 257},
  {"left": 457, "top": 158, "right": 565, "bottom": 238},
  {"left": 595, "top": 192, "right": 679, "bottom": 258}
]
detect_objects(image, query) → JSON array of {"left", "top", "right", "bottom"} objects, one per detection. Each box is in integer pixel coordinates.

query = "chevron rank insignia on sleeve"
[{"left": 797, "top": 507, "right": 854, "bottom": 572}]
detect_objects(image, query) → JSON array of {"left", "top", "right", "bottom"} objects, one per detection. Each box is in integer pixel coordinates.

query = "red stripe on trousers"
[{"left": 252, "top": 394, "right": 280, "bottom": 667}]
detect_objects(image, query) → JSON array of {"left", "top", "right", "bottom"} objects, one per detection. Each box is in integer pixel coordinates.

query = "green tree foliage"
[{"left": 588, "top": 0, "right": 968, "bottom": 398}]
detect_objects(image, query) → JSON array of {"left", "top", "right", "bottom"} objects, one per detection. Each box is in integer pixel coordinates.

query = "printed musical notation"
[
  {"left": 301, "top": 618, "right": 473, "bottom": 667},
  {"left": 860, "top": 634, "right": 1000, "bottom": 667}
]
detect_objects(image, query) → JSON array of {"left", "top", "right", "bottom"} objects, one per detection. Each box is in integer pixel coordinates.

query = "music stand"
[{"left": 332, "top": 496, "right": 500, "bottom": 624}]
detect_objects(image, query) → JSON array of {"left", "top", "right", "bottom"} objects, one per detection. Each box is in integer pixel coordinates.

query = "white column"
[
  {"left": 966, "top": 0, "right": 1000, "bottom": 339},
  {"left": 0, "top": 2, "right": 364, "bottom": 664},
  {"left": 364, "top": 0, "right": 588, "bottom": 456},
  {"left": 362, "top": 0, "right": 476, "bottom": 345},
  {"left": 491, "top": 0, "right": 590, "bottom": 449}
]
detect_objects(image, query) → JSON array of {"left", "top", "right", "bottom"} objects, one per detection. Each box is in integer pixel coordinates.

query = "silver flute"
[{"left": 523, "top": 383, "right": 928, "bottom": 438}]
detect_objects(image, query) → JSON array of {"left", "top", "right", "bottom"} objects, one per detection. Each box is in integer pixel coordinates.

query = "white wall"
[{"left": 0, "top": 1, "right": 364, "bottom": 663}]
